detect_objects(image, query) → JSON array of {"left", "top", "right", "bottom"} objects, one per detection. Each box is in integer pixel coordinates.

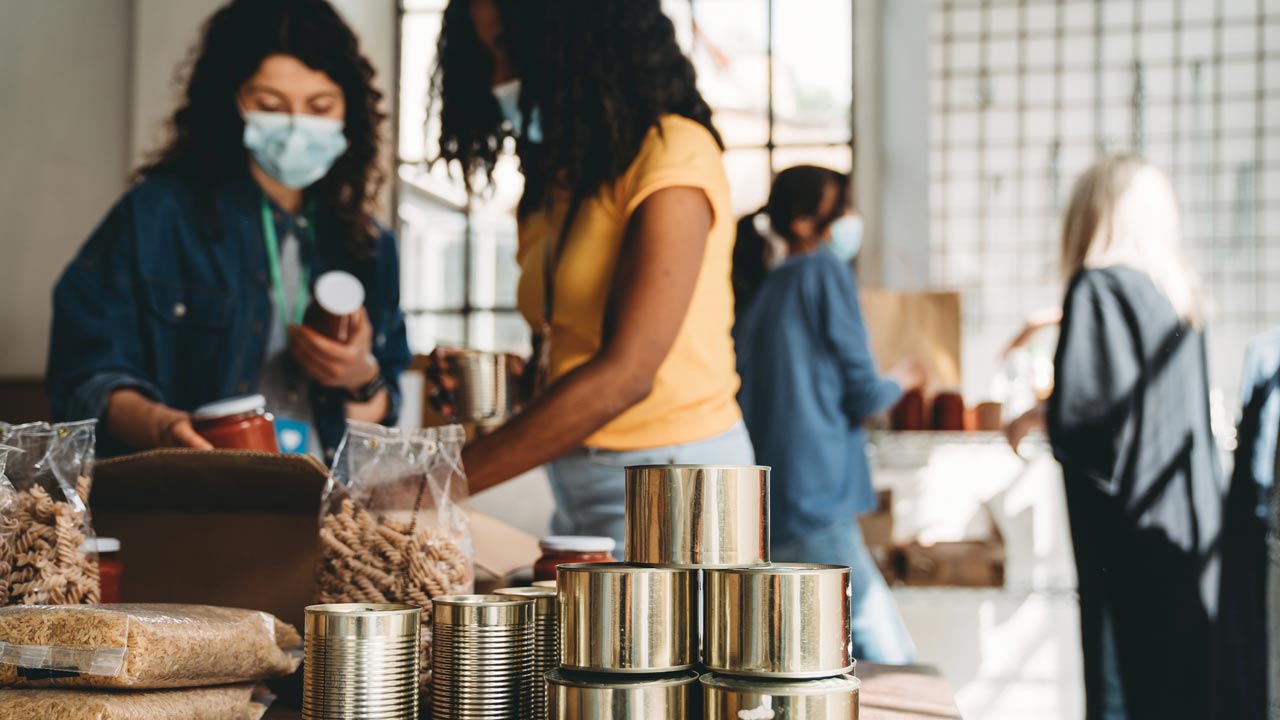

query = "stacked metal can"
[
  {"left": 302, "top": 603, "right": 422, "bottom": 720},
  {"left": 429, "top": 594, "right": 536, "bottom": 719},
  {"left": 493, "top": 586, "right": 558, "bottom": 720}
]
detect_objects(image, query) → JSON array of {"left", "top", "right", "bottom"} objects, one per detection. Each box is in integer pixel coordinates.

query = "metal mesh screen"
[{"left": 930, "top": 0, "right": 1280, "bottom": 401}]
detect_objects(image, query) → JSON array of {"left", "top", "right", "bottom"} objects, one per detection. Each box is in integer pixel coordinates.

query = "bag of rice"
[
  {"left": 0, "top": 684, "right": 269, "bottom": 720},
  {"left": 0, "top": 421, "right": 99, "bottom": 606},
  {"left": 0, "top": 604, "right": 301, "bottom": 689}
]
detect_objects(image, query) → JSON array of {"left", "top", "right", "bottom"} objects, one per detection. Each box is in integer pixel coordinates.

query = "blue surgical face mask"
[
  {"left": 492, "top": 79, "right": 544, "bottom": 144},
  {"left": 242, "top": 111, "right": 348, "bottom": 190},
  {"left": 826, "top": 214, "right": 864, "bottom": 263}
]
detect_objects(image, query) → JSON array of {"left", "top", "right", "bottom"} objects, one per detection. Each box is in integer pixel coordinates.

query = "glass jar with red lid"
[
  {"left": 191, "top": 395, "right": 279, "bottom": 452},
  {"left": 534, "top": 536, "right": 617, "bottom": 582},
  {"left": 86, "top": 537, "right": 123, "bottom": 604}
]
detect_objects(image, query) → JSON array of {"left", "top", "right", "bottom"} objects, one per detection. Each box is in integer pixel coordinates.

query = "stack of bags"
[
  {"left": 0, "top": 604, "right": 301, "bottom": 720},
  {"left": 546, "top": 464, "right": 862, "bottom": 719}
]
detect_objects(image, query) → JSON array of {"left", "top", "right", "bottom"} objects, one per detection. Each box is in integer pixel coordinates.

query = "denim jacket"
[{"left": 46, "top": 171, "right": 411, "bottom": 458}]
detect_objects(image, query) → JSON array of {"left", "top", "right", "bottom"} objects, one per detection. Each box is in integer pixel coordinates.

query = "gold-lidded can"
[
  {"left": 624, "top": 465, "right": 770, "bottom": 568},
  {"left": 558, "top": 562, "right": 698, "bottom": 673},
  {"left": 495, "top": 586, "right": 558, "bottom": 720},
  {"left": 704, "top": 563, "right": 854, "bottom": 679},
  {"left": 547, "top": 669, "right": 701, "bottom": 719},
  {"left": 702, "top": 673, "right": 861, "bottom": 719},
  {"left": 303, "top": 603, "right": 422, "bottom": 720},
  {"left": 430, "top": 594, "right": 536, "bottom": 720}
]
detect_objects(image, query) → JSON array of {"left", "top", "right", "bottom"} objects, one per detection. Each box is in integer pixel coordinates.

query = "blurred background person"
[
  {"left": 733, "top": 165, "right": 922, "bottom": 664},
  {"left": 430, "top": 0, "right": 751, "bottom": 548},
  {"left": 45, "top": 0, "right": 409, "bottom": 459},
  {"left": 1005, "top": 156, "right": 1223, "bottom": 720}
]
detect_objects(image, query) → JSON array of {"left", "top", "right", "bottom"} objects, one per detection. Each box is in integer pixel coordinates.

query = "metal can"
[
  {"left": 624, "top": 465, "right": 770, "bottom": 568},
  {"left": 445, "top": 350, "right": 518, "bottom": 428},
  {"left": 704, "top": 564, "right": 854, "bottom": 679},
  {"left": 547, "top": 669, "right": 700, "bottom": 719},
  {"left": 430, "top": 594, "right": 535, "bottom": 720},
  {"left": 558, "top": 563, "right": 697, "bottom": 673},
  {"left": 302, "top": 603, "right": 422, "bottom": 720},
  {"left": 494, "top": 586, "right": 558, "bottom": 720},
  {"left": 701, "top": 673, "right": 861, "bottom": 719}
]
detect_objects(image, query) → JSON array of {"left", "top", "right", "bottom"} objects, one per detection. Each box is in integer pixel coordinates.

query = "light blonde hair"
[{"left": 1060, "top": 155, "right": 1202, "bottom": 325}]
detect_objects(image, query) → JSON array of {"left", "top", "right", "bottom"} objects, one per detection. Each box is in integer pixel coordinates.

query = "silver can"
[
  {"left": 547, "top": 669, "right": 701, "bottom": 719},
  {"left": 445, "top": 350, "right": 517, "bottom": 428},
  {"left": 430, "top": 594, "right": 536, "bottom": 720},
  {"left": 494, "top": 586, "right": 558, "bottom": 720},
  {"left": 303, "top": 603, "right": 422, "bottom": 720},
  {"left": 558, "top": 563, "right": 697, "bottom": 673},
  {"left": 702, "top": 674, "right": 861, "bottom": 719},
  {"left": 704, "top": 564, "right": 854, "bottom": 679},
  {"left": 624, "top": 465, "right": 770, "bottom": 568}
]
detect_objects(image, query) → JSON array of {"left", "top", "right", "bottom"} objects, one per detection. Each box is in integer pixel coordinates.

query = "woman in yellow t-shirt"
[{"left": 431, "top": 0, "right": 753, "bottom": 547}]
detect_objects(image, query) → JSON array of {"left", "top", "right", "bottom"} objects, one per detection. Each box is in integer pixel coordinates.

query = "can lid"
[
  {"left": 700, "top": 673, "right": 861, "bottom": 695},
  {"left": 80, "top": 537, "right": 121, "bottom": 554},
  {"left": 539, "top": 535, "right": 616, "bottom": 553},
  {"left": 192, "top": 394, "right": 267, "bottom": 422},
  {"left": 314, "top": 271, "right": 366, "bottom": 316}
]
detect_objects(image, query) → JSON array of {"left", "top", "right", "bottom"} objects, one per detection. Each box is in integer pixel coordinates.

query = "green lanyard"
[{"left": 260, "top": 195, "right": 311, "bottom": 329}]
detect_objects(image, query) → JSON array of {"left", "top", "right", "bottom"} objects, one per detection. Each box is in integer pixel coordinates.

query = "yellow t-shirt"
[{"left": 516, "top": 115, "right": 742, "bottom": 450}]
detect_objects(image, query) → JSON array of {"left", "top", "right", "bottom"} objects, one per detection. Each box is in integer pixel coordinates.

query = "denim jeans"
[
  {"left": 546, "top": 422, "right": 756, "bottom": 552},
  {"left": 772, "top": 518, "right": 918, "bottom": 665}
]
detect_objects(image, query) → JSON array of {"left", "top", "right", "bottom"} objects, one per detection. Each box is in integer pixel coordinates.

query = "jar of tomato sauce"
[
  {"left": 191, "top": 395, "right": 279, "bottom": 452},
  {"left": 92, "top": 538, "right": 123, "bottom": 604},
  {"left": 534, "top": 536, "right": 617, "bottom": 582}
]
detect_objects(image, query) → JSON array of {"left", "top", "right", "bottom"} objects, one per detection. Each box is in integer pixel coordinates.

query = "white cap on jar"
[{"left": 539, "top": 536, "right": 617, "bottom": 553}]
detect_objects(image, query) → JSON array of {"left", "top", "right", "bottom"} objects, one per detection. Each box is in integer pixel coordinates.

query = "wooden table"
[
  {"left": 264, "top": 663, "right": 961, "bottom": 719},
  {"left": 859, "top": 663, "right": 963, "bottom": 719}
]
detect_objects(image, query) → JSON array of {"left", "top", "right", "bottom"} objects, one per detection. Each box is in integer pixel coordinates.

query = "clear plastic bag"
[
  {"left": 0, "top": 604, "right": 301, "bottom": 689},
  {"left": 316, "top": 422, "right": 474, "bottom": 688},
  {"left": 0, "top": 422, "right": 99, "bottom": 605},
  {"left": 0, "top": 447, "right": 19, "bottom": 606},
  {"left": 0, "top": 683, "right": 272, "bottom": 720}
]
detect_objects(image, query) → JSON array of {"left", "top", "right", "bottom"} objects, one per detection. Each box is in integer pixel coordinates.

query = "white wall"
[
  {"left": 855, "top": 0, "right": 932, "bottom": 291},
  {"left": 0, "top": 0, "right": 133, "bottom": 378},
  {"left": 0, "top": 0, "right": 398, "bottom": 380}
]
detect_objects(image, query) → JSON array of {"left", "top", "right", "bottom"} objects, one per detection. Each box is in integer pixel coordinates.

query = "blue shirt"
[
  {"left": 733, "top": 251, "right": 901, "bottom": 545},
  {"left": 46, "top": 171, "right": 411, "bottom": 458}
]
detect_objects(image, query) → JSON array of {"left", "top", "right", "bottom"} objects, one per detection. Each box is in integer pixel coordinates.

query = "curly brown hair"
[
  {"left": 137, "top": 0, "right": 386, "bottom": 259},
  {"left": 432, "top": 0, "right": 722, "bottom": 217}
]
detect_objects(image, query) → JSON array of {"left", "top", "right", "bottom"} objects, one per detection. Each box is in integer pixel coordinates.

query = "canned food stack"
[
  {"left": 303, "top": 603, "right": 422, "bottom": 720},
  {"left": 625, "top": 464, "right": 859, "bottom": 719},
  {"left": 429, "top": 594, "right": 536, "bottom": 720},
  {"left": 544, "top": 465, "right": 770, "bottom": 719},
  {"left": 493, "top": 586, "right": 558, "bottom": 720}
]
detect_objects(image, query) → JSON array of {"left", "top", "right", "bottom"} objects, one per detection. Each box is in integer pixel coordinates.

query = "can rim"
[
  {"left": 624, "top": 463, "right": 771, "bottom": 471},
  {"left": 546, "top": 668, "right": 701, "bottom": 689},
  {"left": 557, "top": 562, "right": 694, "bottom": 575},
  {"left": 699, "top": 673, "right": 861, "bottom": 694},
  {"left": 305, "top": 603, "right": 423, "bottom": 616},
  {"left": 706, "top": 562, "right": 850, "bottom": 576}
]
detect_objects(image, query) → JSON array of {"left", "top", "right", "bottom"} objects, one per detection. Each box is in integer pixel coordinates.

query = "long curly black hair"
[
  {"left": 432, "top": 0, "right": 722, "bottom": 216},
  {"left": 137, "top": 0, "right": 386, "bottom": 259}
]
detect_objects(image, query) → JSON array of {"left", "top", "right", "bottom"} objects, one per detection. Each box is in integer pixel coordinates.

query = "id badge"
[{"left": 275, "top": 416, "right": 312, "bottom": 455}]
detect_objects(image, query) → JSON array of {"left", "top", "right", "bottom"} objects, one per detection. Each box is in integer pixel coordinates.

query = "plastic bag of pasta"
[
  {"left": 0, "top": 604, "right": 301, "bottom": 689},
  {"left": 0, "top": 421, "right": 99, "bottom": 606},
  {"left": 316, "top": 422, "right": 474, "bottom": 688},
  {"left": 0, "top": 684, "right": 272, "bottom": 720},
  {"left": 0, "top": 447, "right": 18, "bottom": 606}
]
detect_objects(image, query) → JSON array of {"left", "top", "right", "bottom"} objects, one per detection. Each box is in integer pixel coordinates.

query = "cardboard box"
[
  {"left": 90, "top": 450, "right": 541, "bottom": 634},
  {"left": 896, "top": 539, "right": 1006, "bottom": 588}
]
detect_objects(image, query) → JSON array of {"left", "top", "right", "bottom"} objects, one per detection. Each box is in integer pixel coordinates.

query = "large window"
[
  {"left": 396, "top": 0, "right": 857, "bottom": 354},
  {"left": 929, "top": 0, "right": 1280, "bottom": 402}
]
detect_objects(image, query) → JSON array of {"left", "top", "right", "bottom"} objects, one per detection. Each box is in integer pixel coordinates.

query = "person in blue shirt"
[
  {"left": 733, "top": 165, "right": 922, "bottom": 664},
  {"left": 46, "top": 0, "right": 410, "bottom": 459}
]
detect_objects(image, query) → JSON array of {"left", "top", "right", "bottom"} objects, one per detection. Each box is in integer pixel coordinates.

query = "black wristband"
[{"left": 348, "top": 373, "right": 387, "bottom": 403}]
